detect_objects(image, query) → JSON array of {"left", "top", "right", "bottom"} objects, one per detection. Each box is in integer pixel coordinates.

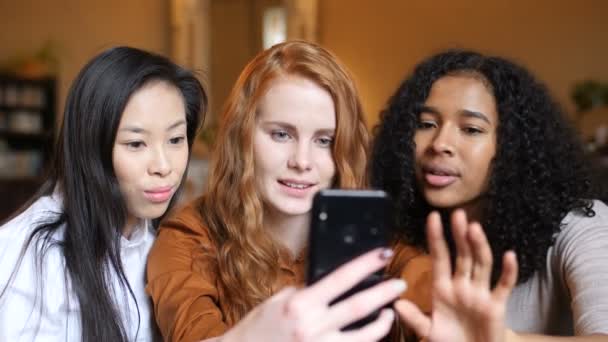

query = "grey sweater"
[{"left": 506, "top": 200, "right": 608, "bottom": 335}]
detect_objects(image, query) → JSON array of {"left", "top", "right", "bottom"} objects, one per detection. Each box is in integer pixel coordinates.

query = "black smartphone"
[{"left": 306, "top": 189, "right": 392, "bottom": 331}]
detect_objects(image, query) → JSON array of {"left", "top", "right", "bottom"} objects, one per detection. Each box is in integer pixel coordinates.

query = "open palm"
[{"left": 396, "top": 210, "right": 518, "bottom": 342}]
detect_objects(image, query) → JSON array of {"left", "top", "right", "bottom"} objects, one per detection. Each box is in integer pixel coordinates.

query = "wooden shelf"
[
  {"left": 0, "top": 105, "right": 45, "bottom": 112},
  {"left": 0, "top": 75, "right": 55, "bottom": 220},
  {"left": 0, "top": 129, "right": 51, "bottom": 140}
]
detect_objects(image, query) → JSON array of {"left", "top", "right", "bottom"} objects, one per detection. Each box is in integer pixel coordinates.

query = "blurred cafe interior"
[{"left": 0, "top": 0, "right": 607, "bottom": 220}]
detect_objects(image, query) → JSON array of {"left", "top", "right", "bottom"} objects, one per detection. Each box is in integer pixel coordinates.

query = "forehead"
[
  {"left": 119, "top": 81, "right": 186, "bottom": 128},
  {"left": 257, "top": 76, "right": 336, "bottom": 129},
  {"left": 425, "top": 75, "right": 498, "bottom": 121}
]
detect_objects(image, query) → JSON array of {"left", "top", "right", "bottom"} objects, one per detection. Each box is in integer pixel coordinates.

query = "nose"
[
  {"left": 430, "top": 125, "right": 455, "bottom": 156},
  {"left": 148, "top": 146, "right": 172, "bottom": 177},
  {"left": 287, "top": 141, "right": 312, "bottom": 171}
]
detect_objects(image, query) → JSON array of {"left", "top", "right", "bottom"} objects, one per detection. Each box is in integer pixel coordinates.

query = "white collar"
[{"left": 121, "top": 220, "right": 151, "bottom": 250}]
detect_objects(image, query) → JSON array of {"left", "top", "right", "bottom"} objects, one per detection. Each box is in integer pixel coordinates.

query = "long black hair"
[
  {"left": 1, "top": 46, "right": 206, "bottom": 341},
  {"left": 372, "top": 50, "right": 595, "bottom": 285}
]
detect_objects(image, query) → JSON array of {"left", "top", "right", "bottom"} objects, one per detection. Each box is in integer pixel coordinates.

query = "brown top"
[{"left": 146, "top": 197, "right": 432, "bottom": 342}]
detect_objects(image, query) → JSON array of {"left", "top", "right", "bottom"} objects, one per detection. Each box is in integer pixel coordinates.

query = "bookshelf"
[{"left": 0, "top": 74, "right": 56, "bottom": 221}]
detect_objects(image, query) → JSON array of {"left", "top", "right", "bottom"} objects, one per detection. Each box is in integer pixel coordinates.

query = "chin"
[
  {"left": 137, "top": 205, "right": 170, "bottom": 221},
  {"left": 272, "top": 201, "right": 313, "bottom": 217},
  {"left": 424, "top": 192, "right": 462, "bottom": 209}
]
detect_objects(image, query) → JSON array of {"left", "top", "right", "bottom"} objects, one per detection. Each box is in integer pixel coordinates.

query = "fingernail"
[
  {"left": 392, "top": 279, "right": 407, "bottom": 292},
  {"left": 382, "top": 308, "right": 395, "bottom": 321},
  {"left": 380, "top": 248, "right": 394, "bottom": 260}
]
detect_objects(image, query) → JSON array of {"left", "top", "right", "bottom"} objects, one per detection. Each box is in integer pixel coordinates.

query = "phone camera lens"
[
  {"left": 343, "top": 224, "right": 357, "bottom": 244},
  {"left": 319, "top": 212, "right": 328, "bottom": 221}
]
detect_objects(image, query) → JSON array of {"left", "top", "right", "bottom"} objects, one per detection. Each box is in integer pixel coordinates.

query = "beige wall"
[
  {"left": 318, "top": 0, "right": 608, "bottom": 126},
  {"left": 0, "top": 0, "right": 170, "bottom": 118},
  {"left": 1, "top": 0, "right": 606, "bottom": 129},
  {"left": 209, "top": 0, "right": 282, "bottom": 120}
]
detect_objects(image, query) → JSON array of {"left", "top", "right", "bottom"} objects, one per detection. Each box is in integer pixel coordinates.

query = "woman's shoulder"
[
  {"left": 389, "top": 241, "right": 433, "bottom": 314},
  {"left": 0, "top": 195, "right": 68, "bottom": 308},
  {"left": 162, "top": 196, "right": 207, "bottom": 230},
  {"left": 552, "top": 199, "right": 608, "bottom": 260},
  {"left": 558, "top": 200, "right": 608, "bottom": 238},
  {"left": 147, "top": 196, "right": 219, "bottom": 291},
  {"left": 0, "top": 195, "right": 63, "bottom": 240},
  {"left": 153, "top": 196, "right": 217, "bottom": 253}
]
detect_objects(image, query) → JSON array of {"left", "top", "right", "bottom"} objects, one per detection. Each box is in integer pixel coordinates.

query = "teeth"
[{"left": 284, "top": 182, "right": 308, "bottom": 189}]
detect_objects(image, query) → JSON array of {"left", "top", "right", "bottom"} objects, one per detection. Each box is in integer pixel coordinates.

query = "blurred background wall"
[
  {"left": 0, "top": 0, "right": 170, "bottom": 115},
  {"left": 319, "top": 0, "right": 608, "bottom": 125},
  {"left": 1, "top": 0, "right": 606, "bottom": 124}
]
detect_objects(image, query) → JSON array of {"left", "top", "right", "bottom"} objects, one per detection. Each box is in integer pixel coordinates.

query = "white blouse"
[{"left": 0, "top": 193, "right": 158, "bottom": 341}]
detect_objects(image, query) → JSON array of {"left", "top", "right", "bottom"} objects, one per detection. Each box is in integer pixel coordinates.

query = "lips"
[
  {"left": 421, "top": 164, "right": 459, "bottom": 187},
  {"left": 143, "top": 186, "right": 174, "bottom": 203},
  {"left": 278, "top": 179, "right": 316, "bottom": 197}
]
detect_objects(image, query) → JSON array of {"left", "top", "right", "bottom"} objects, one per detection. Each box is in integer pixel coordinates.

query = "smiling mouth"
[{"left": 278, "top": 180, "right": 314, "bottom": 189}]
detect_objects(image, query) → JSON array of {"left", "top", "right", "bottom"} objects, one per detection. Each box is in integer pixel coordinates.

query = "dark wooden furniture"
[{"left": 0, "top": 74, "right": 56, "bottom": 221}]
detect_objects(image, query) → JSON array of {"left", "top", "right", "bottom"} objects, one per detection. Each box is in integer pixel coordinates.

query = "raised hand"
[
  {"left": 395, "top": 210, "right": 518, "bottom": 342},
  {"left": 221, "top": 248, "right": 406, "bottom": 342}
]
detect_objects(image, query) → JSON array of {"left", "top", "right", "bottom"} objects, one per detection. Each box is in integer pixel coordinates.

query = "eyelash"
[
  {"left": 417, "top": 120, "right": 437, "bottom": 130},
  {"left": 316, "top": 136, "right": 334, "bottom": 147},
  {"left": 270, "top": 129, "right": 334, "bottom": 147},
  {"left": 462, "top": 126, "right": 483, "bottom": 135},
  {"left": 271, "top": 130, "right": 291, "bottom": 141},
  {"left": 170, "top": 136, "right": 186, "bottom": 145},
  {"left": 417, "top": 119, "right": 485, "bottom": 136},
  {"left": 123, "top": 136, "right": 186, "bottom": 150},
  {"left": 126, "top": 141, "right": 145, "bottom": 150}
]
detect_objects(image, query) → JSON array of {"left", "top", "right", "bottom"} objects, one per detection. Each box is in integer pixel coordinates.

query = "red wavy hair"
[{"left": 199, "top": 40, "right": 370, "bottom": 324}]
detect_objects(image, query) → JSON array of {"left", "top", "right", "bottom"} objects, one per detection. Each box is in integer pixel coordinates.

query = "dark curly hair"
[{"left": 372, "top": 49, "right": 596, "bottom": 285}]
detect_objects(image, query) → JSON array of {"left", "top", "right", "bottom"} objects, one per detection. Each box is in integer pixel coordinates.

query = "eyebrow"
[
  {"left": 119, "top": 119, "right": 187, "bottom": 134},
  {"left": 419, "top": 105, "right": 491, "bottom": 125},
  {"left": 460, "top": 109, "right": 491, "bottom": 124}
]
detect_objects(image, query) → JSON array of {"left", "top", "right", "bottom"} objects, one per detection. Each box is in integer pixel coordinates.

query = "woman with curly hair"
[
  {"left": 146, "top": 40, "right": 408, "bottom": 342},
  {"left": 371, "top": 50, "right": 608, "bottom": 340}
]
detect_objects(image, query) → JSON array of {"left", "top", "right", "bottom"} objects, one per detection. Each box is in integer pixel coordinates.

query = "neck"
[
  {"left": 439, "top": 199, "right": 485, "bottom": 224},
  {"left": 265, "top": 209, "right": 310, "bottom": 257},
  {"left": 461, "top": 197, "right": 487, "bottom": 223},
  {"left": 122, "top": 215, "right": 139, "bottom": 240}
]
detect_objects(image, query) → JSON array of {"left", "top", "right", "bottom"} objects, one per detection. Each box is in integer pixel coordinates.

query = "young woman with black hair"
[
  {"left": 372, "top": 50, "right": 608, "bottom": 341},
  {"left": 0, "top": 46, "right": 206, "bottom": 341}
]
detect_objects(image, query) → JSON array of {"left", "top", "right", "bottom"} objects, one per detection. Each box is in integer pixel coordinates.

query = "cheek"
[
  {"left": 466, "top": 142, "right": 496, "bottom": 179},
  {"left": 173, "top": 147, "right": 190, "bottom": 177},
  {"left": 318, "top": 152, "right": 336, "bottom": 179},
  {"left": 113, "top": 149, "right": 135, "bottom": 185},
  {"left": 413, "top": 133, "right": 427, "bottom": 158},
  {"left": 253, "top": 135, "right": 277, "bottom": 173},
  {"left": 255, "top": 141, "right": 288, "bottom": 175}
]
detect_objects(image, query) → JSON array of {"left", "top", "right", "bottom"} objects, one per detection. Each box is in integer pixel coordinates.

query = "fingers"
[
  {"left": 284, "top": 277, "right": 402, "bottom": 341},
  {"left": 394, "top": 299, "right": 431, "bottom": 339},
  {"left": 426, "top": 211, "right": 451, "bottom": 284},
  {"left": 340, "top": 308, "right": 395, "bottom": 342},
  {"left": 468, "top": 222, "right": 493, "bottom": 287},
  {"left": 451, "top": 210, "right": 473, "bottom": 280},
  {"left": 321, "top": 278, "right": 406, "bottom": 332},
  {"left": 269, "top": 286, "right": 298, "bottom": 303},
  {"left": 303, "top": 248, "right": 393, "bottom": 304},
  {"left": 492, "top": 250, "right": 518, "bottom": 302}
]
